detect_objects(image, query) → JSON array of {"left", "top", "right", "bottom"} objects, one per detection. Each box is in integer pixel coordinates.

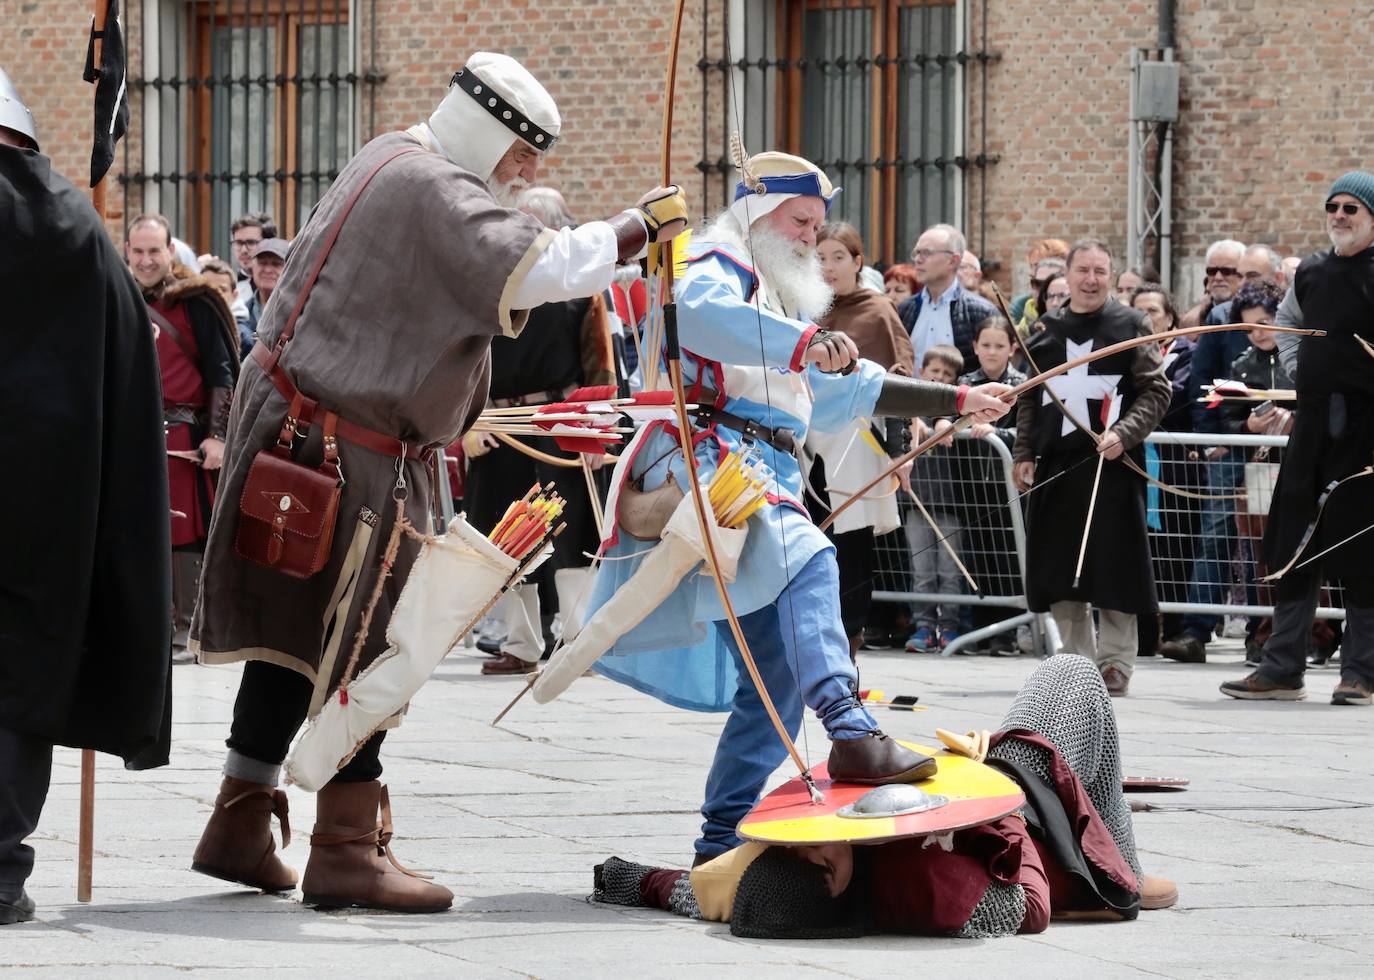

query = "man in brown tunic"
[{"left": 188, "top": 51, "right": 687, "bottom": 913}]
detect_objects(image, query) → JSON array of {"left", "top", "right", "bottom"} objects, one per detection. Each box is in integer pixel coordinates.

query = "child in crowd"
[
  {"left": 957, "top": 317, "right": 1028, "bottom": 654},
  {"left": 904, "top": 345, "right": 967, "bottom": 652},
  {"left": 962, "top": 316, "right": 1027, "bottom": 440}
]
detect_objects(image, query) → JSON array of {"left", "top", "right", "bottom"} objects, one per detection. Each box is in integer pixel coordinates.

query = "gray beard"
[{"left": 1328, "top": 226, "right": 1367, "bottom": 255}]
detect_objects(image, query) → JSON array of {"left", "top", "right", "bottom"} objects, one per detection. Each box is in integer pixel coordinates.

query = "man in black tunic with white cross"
[{"left": 1013, "top": 239, "right": 1170, "bottom": 697}]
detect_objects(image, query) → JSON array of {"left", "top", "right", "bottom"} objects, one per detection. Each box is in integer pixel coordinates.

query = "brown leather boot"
[
  {"left": 827, "top": 731, "right": 938, "bottom": 785},
  {"left": 191, "top": 777, "right": 298, "bottom": 892},
  {"left": 302, "top": 781, "right": 453, "bottom": 913}
]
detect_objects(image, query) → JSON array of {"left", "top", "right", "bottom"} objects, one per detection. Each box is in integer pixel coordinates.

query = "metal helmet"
[{"left": 0, "top": 67, "right": 39, "bottom": 151}]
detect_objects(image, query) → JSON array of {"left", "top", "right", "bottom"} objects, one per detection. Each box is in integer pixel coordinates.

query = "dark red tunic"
[{"left": 152, "top": 298, "right": 215, "bottom": 546}]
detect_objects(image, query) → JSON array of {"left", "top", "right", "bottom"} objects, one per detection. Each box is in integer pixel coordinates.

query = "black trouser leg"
[
  {"left": 226, "top": 660, "right": 385, "bottom": 784},
  {"left": 1257, "top": 569, "right": 1322, "bottom": 686},
  {"left": 0, "top": 726, "right": 53, "bottom": 900},
  {"left": 832, "top": 528, "right": 875, "bottom": 640},
  {"left": 1339, "top": 577, "right": 1374, "bottom": 689}
]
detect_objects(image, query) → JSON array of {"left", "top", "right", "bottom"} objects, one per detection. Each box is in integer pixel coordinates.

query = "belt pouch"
[{"left": 235, "top": 395, "right": 344, "bottom": 579}]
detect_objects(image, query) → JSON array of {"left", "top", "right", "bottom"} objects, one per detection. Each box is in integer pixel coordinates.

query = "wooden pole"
[
  {"left": 77, "top": 751, "right": 95, "bottom": 902},
  {"left": 905, "top": 487, "right": 978, "bottom": 593},
  {"left": 78, "top": 0, "right": 112, "bottom": 905},
  {"left": 1072, "top": 452, "right": 1107, "bottom": 590}
]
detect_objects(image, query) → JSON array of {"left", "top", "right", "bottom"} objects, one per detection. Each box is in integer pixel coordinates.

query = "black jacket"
[{"left": 1217, "top": 344, "right": 1295, "bottom": 436}]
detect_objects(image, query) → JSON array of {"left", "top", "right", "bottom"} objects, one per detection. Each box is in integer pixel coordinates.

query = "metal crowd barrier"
[
  {"left": 1144, "top": 431, "right": 1345, "bottom": 622},
  {"left": 868, "top": 430, "right": 1346, "bottom": 658},
  {"left": 871, "top": 431, "right": 1044, "bottom": 656}
]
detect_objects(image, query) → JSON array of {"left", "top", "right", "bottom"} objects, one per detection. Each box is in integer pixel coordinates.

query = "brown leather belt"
[
  {"left": 691, "top": 390, "right": 797, "bottom": 455},
  {"left": 251, "top": 342, "right": 433, "bottom": 461},
  {"left": 489, "top": 382, "right": 577, "bottom": 409}
]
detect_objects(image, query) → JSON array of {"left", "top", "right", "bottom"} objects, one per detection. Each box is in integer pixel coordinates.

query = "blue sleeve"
[
  {"left": 808, "top": 359, "right": 887, "bottom": 434},
  {"left": 675, "top": 253, "right": 815, "bottom": 370}
]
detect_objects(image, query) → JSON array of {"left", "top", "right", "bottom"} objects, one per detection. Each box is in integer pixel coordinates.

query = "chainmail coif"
[
  {"left": 729, "top": 846, "right": 865, "bottom": 939},
  {"left": 986, "top": 653, "right": 1143, "bottom": 878},
  {"left": 591, "top": 856, "right": 653, "bottom": 907}
]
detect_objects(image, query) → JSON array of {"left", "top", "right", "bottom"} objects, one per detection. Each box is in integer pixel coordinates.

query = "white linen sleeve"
[{"left": 510, "top": 221, "right": 626, "bottom": 309}]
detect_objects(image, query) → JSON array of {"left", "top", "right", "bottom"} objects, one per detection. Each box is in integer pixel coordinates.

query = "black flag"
[{"left": 83, "top": 0, "right": 129, "bottom": 188}]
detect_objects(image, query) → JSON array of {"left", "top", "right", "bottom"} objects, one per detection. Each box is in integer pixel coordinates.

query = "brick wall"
[
  {"left": 968, "top": 0, "right": 1374, "bottom": 306},
  {"left": 7, "top": 0, "right": 1374, "bottom": 302},
  {"left": 1167, "top": 0, "right": 1374, "bottom": 301},
  {"left": 1, "top": 0, "right": 132, "bottom": 235},
  {"left": 965, "top": 0, "right": 1155, "bottom": 298},
  {"left": 363, "top": 0, "right": 707, "bottom": 225}
]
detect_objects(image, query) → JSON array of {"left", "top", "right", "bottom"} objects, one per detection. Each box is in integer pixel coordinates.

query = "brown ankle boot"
[
  {"left": 827, "top": 731, "right": 938, "bottom": 785},
  {"left": 191, "top": 776, "right": 298, "bottom": 892},
  {"left": 302, "top": 781, "right": 453, "bottom": 913}
]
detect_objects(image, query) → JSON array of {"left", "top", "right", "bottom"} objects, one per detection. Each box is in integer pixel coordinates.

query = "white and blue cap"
[
  {"left": 426, "top": 52, "right": 560, "bottom": 183},
  {"left": 728, "top": 151, "right": 840, "bottom": 231}
]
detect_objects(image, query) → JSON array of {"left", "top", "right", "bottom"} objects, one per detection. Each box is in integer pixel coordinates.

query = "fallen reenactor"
[{"left": 591, "top": 655, "right": 1178, "bottom": 938}]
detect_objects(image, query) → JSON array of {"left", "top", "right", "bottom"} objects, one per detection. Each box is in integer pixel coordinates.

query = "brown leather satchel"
[{"left": 235, "top": 398, "right": 344, "bottom": 578}]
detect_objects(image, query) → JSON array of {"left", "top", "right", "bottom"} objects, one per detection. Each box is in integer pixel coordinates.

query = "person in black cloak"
[
  {"left": 1012, "top": 239, "right": 1171, "bottom": 698},
  {"left": 1222, "top": 172, "right": 1374, "bottom": 706},
  {"left": 0, "top": 67, "right": 173, "bottom": 925}
]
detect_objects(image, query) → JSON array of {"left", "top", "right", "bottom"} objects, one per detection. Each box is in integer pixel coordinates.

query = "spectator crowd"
[{"left": 141, "top": 197, "right": 1352, "bottom": 702}]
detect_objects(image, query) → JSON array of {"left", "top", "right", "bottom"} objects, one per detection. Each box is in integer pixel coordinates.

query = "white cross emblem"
[{"left": 1043, "top": 339, "right": 1123, "bottom": 436}]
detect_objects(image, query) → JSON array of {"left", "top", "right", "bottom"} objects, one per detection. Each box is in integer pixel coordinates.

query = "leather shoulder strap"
[
  {"left": 263, "top": 145, "right": 423, "bottom": 372},
  {"left": 147, "top": 304, "right": 200, "bottom": 365}
]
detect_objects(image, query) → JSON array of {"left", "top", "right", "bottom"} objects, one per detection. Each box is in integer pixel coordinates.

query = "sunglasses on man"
[
  {"left": 1205, "top": 266, "right": 1240, "bottom": 279},
  {"left": 1325, "top": 201, "right": 1363, "bottom": 216}
]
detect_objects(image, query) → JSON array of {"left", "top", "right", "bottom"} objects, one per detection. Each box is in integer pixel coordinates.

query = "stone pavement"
[{"left": 5, "top": 641, "right": 1371, "bottom": 978}]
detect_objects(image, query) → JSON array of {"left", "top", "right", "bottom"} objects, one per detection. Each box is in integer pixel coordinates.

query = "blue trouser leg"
[
  {"left": 695, "top": 550, "right": 877, "bottom": 858},
  {"left": 1181, "top": 457, "right": 1244, "bottom": 640},
  {"left": 774, "top": 549, "right": 876, "bottom": 736}
]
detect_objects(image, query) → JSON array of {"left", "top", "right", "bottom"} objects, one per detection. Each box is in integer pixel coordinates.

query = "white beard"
[
  {"left": 490, "top": 176, "right": 528, "bottom": 208},
  {"left": 752, "top": 225, "right": 834, "bottom": 320},
  {"left": 700, "top": 212, "right": 834, "bottom": 319}
]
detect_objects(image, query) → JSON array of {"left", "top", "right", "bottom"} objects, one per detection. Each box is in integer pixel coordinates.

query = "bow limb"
[
  {"left": 819, "top": 322, "right": 1325, "bottom": 533},
  {"left": 1262, "top": 465, "right": 1374, "bottom": 581},
  {"left": 655, "top": 0, "right": 816, "bottom": 793}
]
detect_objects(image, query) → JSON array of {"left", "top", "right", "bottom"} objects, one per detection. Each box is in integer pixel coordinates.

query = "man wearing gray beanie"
[{"left": 1222, "top": 171, "right": 1374, "bottom": 707}]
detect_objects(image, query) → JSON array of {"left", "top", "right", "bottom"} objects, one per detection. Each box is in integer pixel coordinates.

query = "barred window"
[
  {"left": 702, "top": 0, "right": 991, "bottom": 267},
  {"left": 124, "top": 0, "right": 379, "bottom": 255}
]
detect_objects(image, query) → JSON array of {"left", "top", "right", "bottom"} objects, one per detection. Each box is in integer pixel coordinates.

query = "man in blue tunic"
[{"left": 584, "top": 152, "right": 1013, "bottom": 862}]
